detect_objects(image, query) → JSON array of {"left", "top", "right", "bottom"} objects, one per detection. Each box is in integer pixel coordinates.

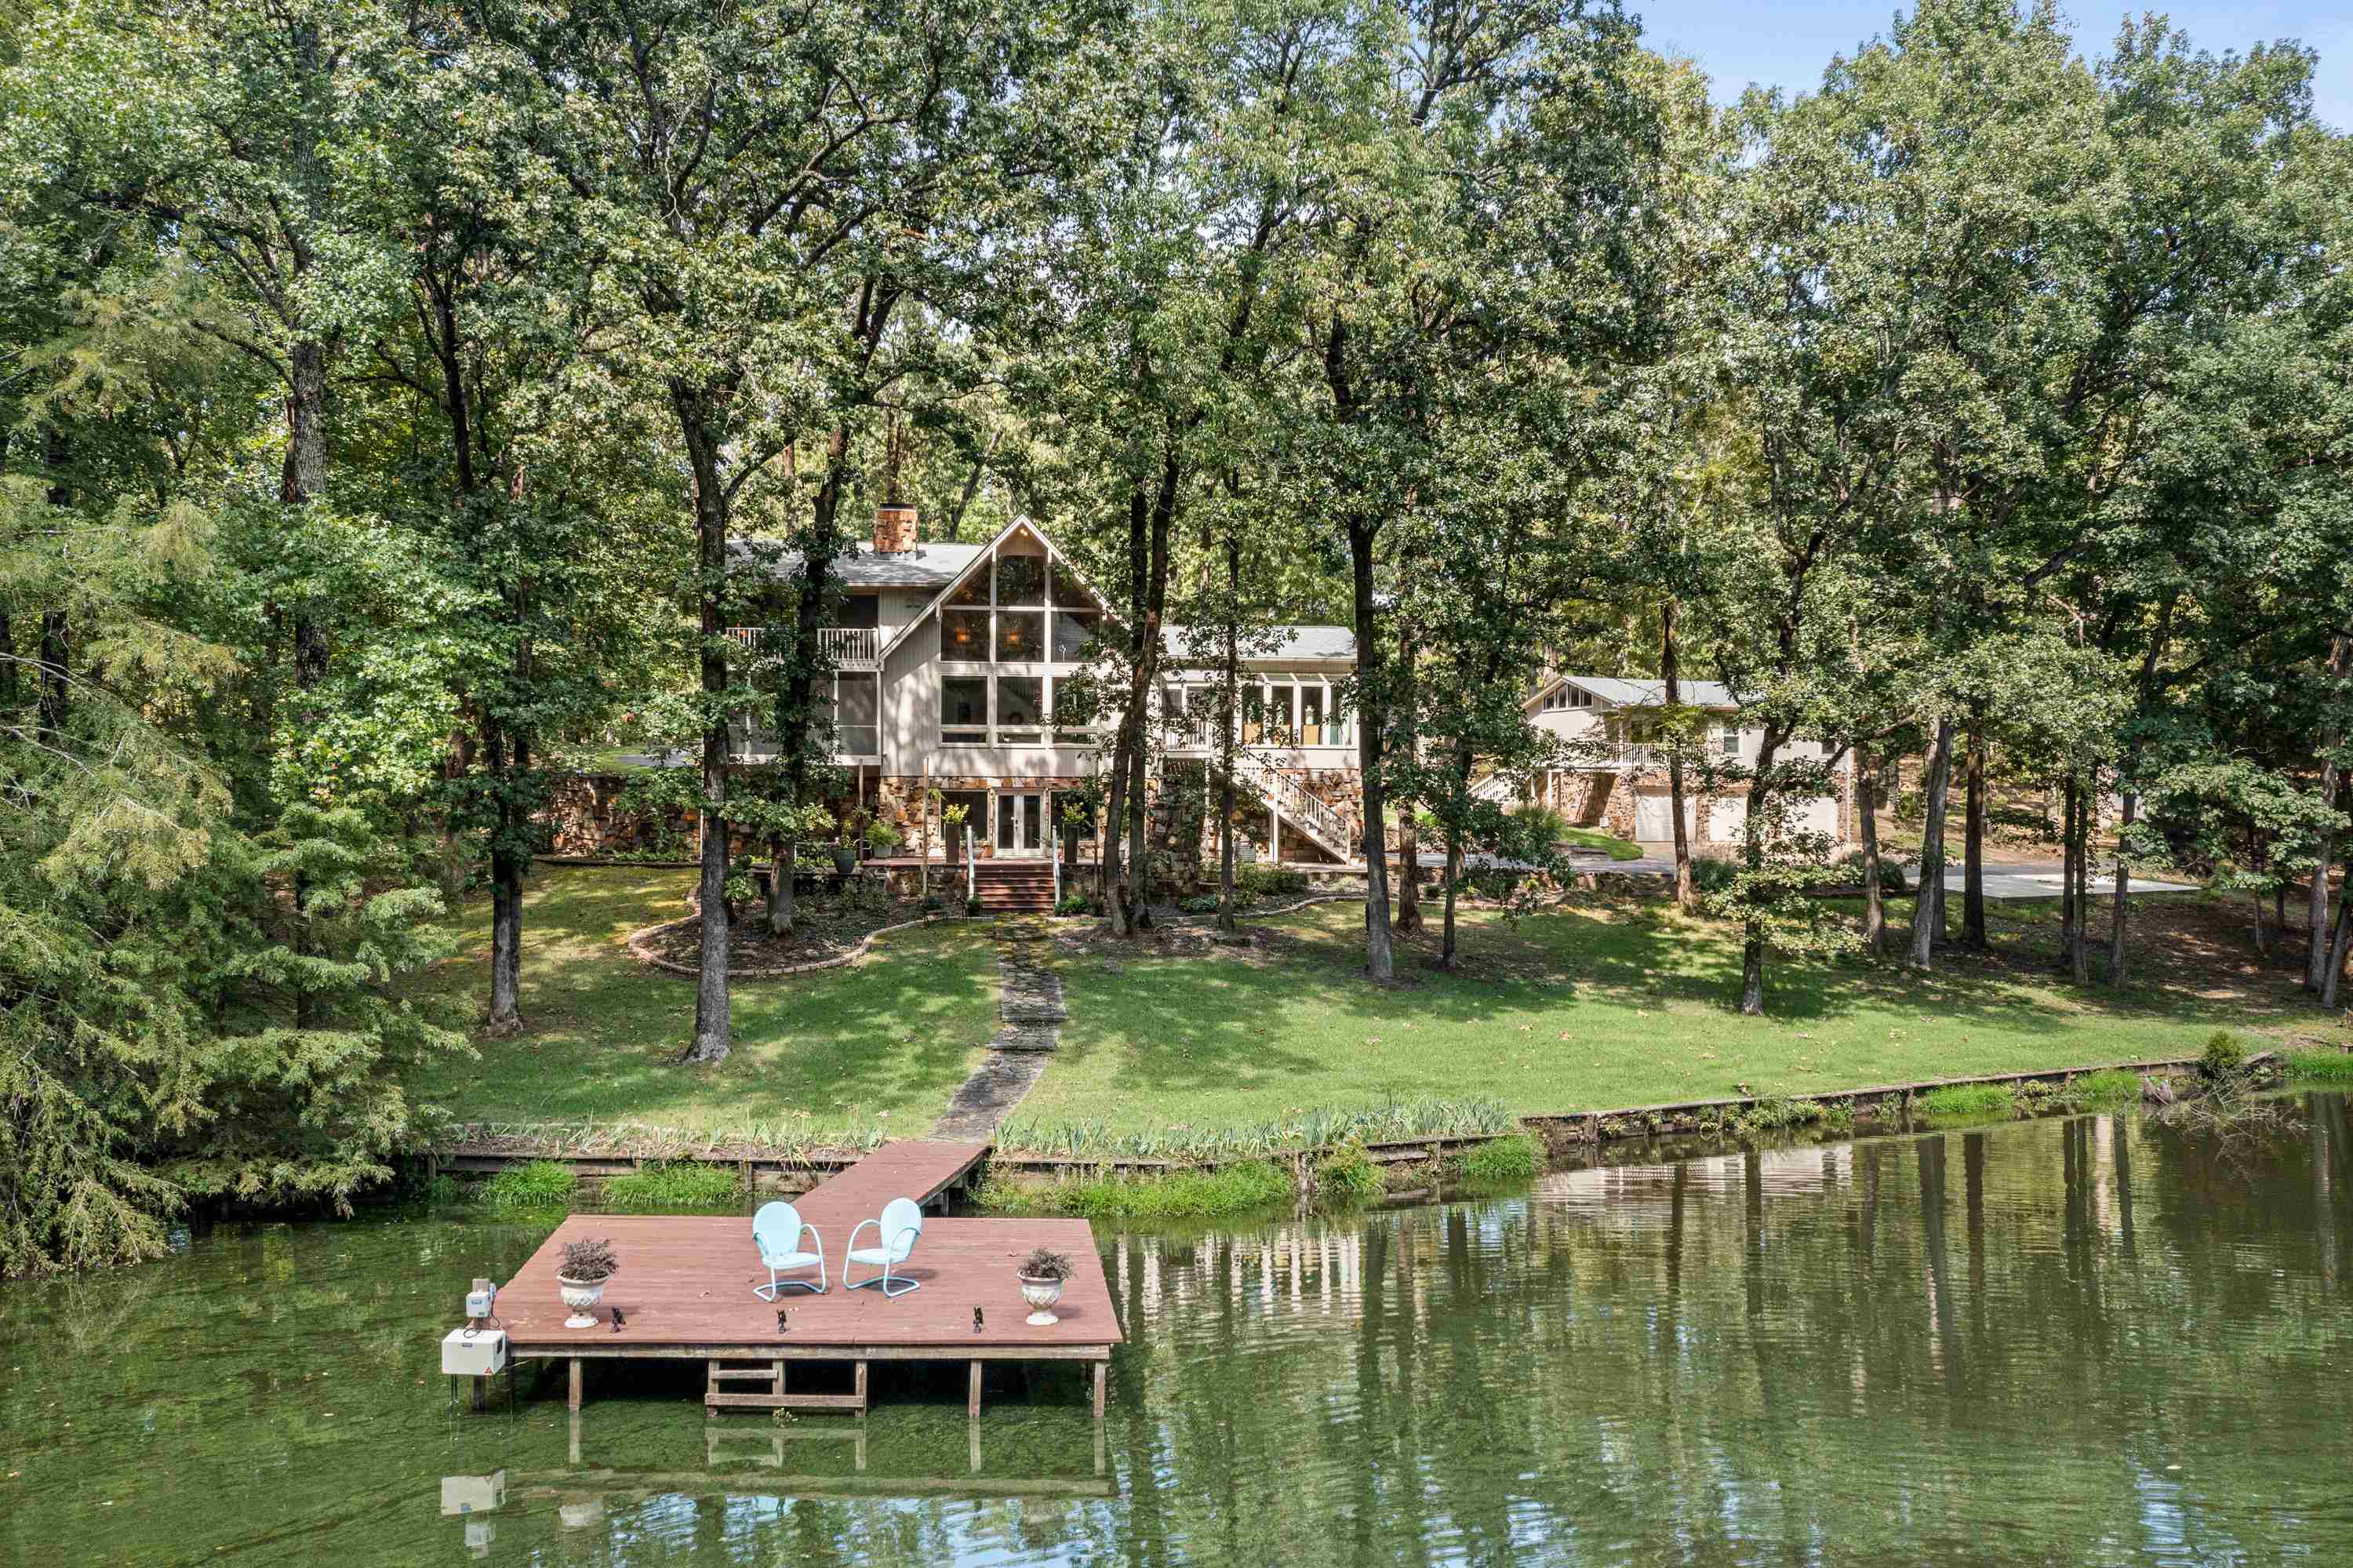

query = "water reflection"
[{"left": 4, "top": 1100, "right": 2352, "bottom": 1565}]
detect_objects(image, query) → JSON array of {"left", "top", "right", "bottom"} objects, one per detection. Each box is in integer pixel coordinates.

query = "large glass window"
[
  {"left": 1049, "top": 558, "right": 1092, "bottom": 609},
  {"left": 995, "top": 610, "right": 1044, "bottom": 662},
  {"left": 940, "top": 609, "right": 989, "bottom": 661},
  {"left": 1051, "top": 609, "right": 1099, "bottom": 662},
  {"left": 997, "top": 676, "right": 1044, "bottom": 741},
  {"left": 947, "top": 570, "right": 988, "bottom": 608},
  {"left": 1300, "top": 685, "right": 1325, "bottom": 745},
  {"left": 835, "top": 674, "right": 878, "bottom": 755},
  {"left": 941, "top": 677, "right": 988, "bottom": 743},
  {"left": 995, "top": 555, "right": 1046, "bottom": 606}
]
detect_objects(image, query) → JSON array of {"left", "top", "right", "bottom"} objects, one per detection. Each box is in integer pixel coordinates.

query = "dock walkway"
[{"left": 483, "top": 1141, "right": 1118, "bottom": 1418}]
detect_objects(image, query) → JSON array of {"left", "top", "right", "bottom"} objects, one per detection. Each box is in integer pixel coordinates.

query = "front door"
[{"left": 995, "top": 791, "right": 1048, "bottom": 858}]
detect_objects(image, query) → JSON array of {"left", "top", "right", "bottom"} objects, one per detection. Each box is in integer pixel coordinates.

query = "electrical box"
[
  {"left": 441, "top": 1327, "right": 508, "bottom": 1377},
  {"left": 465, "top": 1286, "right": 496, "bottom": 1320}
]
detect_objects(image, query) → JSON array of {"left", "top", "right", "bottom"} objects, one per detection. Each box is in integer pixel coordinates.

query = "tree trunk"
[
  {"left": 1962, "top": 706, "right": 1987, "bottom": 949},
  {"left": 2059, "top": 773, "right": 2079, "bottom": 973},
  {"left": 1858, "top": 743, "right": 1886, "bottom": 951},
  {"left": 1217, "top": 534, "right": 1240, "bottom": 933},
  {"left": 1394, "top": 627, "right": 1421, "bottom": 934},
  {"left": 1739, "top": 732, "right": 1787, "bottom": 1016},
  {"left": 2306, "top": 635, "right": 2348, "bottom": 991},
  {"left": 1663, "top": 603, "right": 1696, "bottom": 915},
  {"left": 1126, "top": 739, "right": 1151, "bottom": 926},
  {"left": 1348, "top": 519, "right": 1394, "bottom": 983},
  {"left": 2070, "top": 773, "right": 2091, "bottom": 985},
  {"left": 2108, "top": 791, "right": 2135, "bottom": 988},
  {"left": 769, "top": 835, "right": 796, "bottom": 937},
  {"left": 1442, "top": 826, "right": 1462, "bottom": 968},
  {"left": 1906, "top": 719, "right": 1955, "bottom": 970},
  {"left": 2322, "top": 843, "right": 2352, "bottom": 1010},
  {"left": 674, "top": 387, "right": 733, "bottom": 1064},
  {"left": 484, "top": 722, "right": 529, "bottom": 1038}
]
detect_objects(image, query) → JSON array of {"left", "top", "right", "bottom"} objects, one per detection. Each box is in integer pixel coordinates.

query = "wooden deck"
[{"left": 483, "top": 1141, "right": 1118, "bottom": 1418}]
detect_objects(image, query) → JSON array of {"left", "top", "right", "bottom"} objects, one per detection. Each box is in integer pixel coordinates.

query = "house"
[
  {"left": 1518, "top": 673, "right": 1854, "bottom": 846},
  {"left": 727, "top": 508, "right": 1365, "bottom": 876}
]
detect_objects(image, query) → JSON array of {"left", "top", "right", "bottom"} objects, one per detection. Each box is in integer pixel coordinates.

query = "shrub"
[
  {"left": 478, "top": 1160, "right": 578, "bottom": 1211},
  {"left": 2070, "top": 1069, "right": 2143, "bottom": 1104},
  {"left": 1178, "top": 894, "right": 1220, "bottom": 915},
  {"left": 1688, "top": 857, "right": 1743, "bottom": 895},
  {"left": 1056, "top": 893, "right": 1093, "bottom": 916},
  {"left": 1452, "top": 1133, "right": 1539, "bottom": 1184},
  {"left": 1916, "top": 1083, "right": 2015, "bottom": 1122},
  {"left": 1235, "top": 864, "right": 1307, "bottom": 899},
  {"left": 1831, "top": 849, "right": 1907, "bottom": 893},
  {"left": 965, "top": 896, "right": 983, "bottom": 917},
  {"left": 599, "top": 1162, "right": 742, "bottom": 1213},
  {"left": 981, "top": 1162, "right": 1293, "bottom": 1221},
  {"left": 2199, "top": 1029, "right": 2249, "bottom": 1081},
  {"left": 1312, "top": 1144, "right": 1387, "bottom": 1208},
  {"left": 922, "top": 894, "right": 944, "bottom": 912},
  {"left": 2282, "top": 1050, "right": 2353, "bottom": 1086}
]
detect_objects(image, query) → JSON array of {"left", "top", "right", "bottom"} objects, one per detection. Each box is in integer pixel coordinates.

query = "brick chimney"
[{"left": 873, "top": 504, "right": 918, "bottom": 555}]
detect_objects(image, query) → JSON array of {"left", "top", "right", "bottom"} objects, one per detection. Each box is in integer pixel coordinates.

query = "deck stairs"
[
  {"left": 706, "top": 1357, "right": 868, "bottom": 1413},
  {"left": 1224, "top": 751, "right": 1356, "bottom": 860},
  {"left": 970, "top": 860, "right": 1056, "bottom": 913}
]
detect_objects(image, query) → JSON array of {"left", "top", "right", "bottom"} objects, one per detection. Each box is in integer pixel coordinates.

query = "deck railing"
[{"left": 722, "top": 626, "right": 881, "bottom": 667}]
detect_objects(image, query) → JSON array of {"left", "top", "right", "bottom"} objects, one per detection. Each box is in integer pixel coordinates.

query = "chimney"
[{"left": 873, "top": 504, "right": 918, "bottom": 555}]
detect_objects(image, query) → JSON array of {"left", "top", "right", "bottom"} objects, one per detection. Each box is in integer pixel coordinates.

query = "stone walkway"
[{"left": 930, "top": 917, "right": 1067, "bottom": 1139}]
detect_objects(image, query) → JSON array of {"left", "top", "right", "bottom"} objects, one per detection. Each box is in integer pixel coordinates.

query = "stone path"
[{"left": 930, "top": 917, "right": 1067, "bottom": 1139}]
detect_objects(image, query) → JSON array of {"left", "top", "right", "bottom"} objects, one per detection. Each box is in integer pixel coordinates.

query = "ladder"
[{"left": 705, "top": 1357, "right": 868, "bottom": 1413}]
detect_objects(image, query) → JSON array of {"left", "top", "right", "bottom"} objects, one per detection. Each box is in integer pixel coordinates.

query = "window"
[
  {"left": 835, "top": 674, "right": 878, "bottom": 755},
  {"left": 1050, "top": 558, "right": 1093, "bottom": 609},
  {"left": 1241, "top": 685, "right": 1264, "bottom": 744},
  {"left": 1052, "top": 609, "right": 1099, "bottom": 661},
  {"left": 995, "top": 609, "right": 1044, "bottom": 662},
  {"left": 947, "top": 569, "right": 988, "bottom": 609},
  {"left": 1053, "top": 676, "right": 1098, "bottom": 743},
  {"left": 1718, "top": 721, "right": 1740, "bottom": 756},
  {"left": 997, "top": 676, "right": 1044, "bottom": 741},
  {"left": 942, "top": 677, "right": 988, "bottom": 743},
  {"left": 995, "top": 555, "right": 1046, "bottom": 606},
  {"left": 940, "top": 609, "right": 989, "bottom": 660},
  {"left": 1300, "top": 685, "right": 1325, "bottom": 745}
]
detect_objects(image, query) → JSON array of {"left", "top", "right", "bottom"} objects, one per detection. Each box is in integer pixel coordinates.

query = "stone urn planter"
[
  {"left": 557, "top": 1237, "right": 618, "bottom": 1329},
  {"left": 1017, "top": 1246, "right": 1072, "bottom": 1326}
]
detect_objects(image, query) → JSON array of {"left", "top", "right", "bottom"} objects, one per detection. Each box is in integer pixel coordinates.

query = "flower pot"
[
  {"left": 557, "top": 1273, "right": 607, "bottom": 1329},
  {"left": 832, "top": 848, "right": 857, "bottom": 875},
  {"left": 1017, "top": 1274, "right": 1065, "bottom": 1326}
]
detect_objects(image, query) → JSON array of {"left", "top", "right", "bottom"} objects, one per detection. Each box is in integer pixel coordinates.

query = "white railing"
[
  {"left": 1470, "top": 772, "right": 1518, "bottom": 804},
  {"left": 722, "top": 626, "right": 880, "bottom": 666},
  {"left": 966, "top": 828, "right": 976, "bottom": 904},
  {"left": 1231, "top": 751, "right": 1355, "bottom": 858}
]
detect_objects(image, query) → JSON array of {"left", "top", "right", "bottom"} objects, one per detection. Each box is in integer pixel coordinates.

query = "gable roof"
[
  {"left": 1161, "top": 625, "right": 1357, "bottom": 664},
  {"left": 1530, "top": 673, "right": 1741, "bottom": 711},
  {"left": 729, "top": 537, "right": 986, "bottom": 591},
  {"left": 876, "top": 516, "right": 1122, "bottom": 662}
]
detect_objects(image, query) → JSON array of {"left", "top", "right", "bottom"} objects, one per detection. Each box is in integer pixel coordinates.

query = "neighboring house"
[
  {"left": 728, "top": 508, "right": 1364, "bottom": 868},
  {"left": 1515, "top": 673, "right": 1854, "bottom": 846}
]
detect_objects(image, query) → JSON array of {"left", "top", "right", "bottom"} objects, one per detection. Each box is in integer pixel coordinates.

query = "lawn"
[
  {"left": 408, "top": 866, "right": 998, "bottom": 1135},
  {"left": 1022, "top": 892, "right": 2353, "bottom": 1133},
  {"left": 411, "top": 865, "right": 2351, "bottom": 1144}
]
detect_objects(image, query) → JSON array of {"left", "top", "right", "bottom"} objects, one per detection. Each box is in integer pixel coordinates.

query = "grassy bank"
[
  {"left": 407, "top": 866, "right": 997, "bottom": 1135},
  {"left": 1025, "top": 893, "right": 2350, "bottom": 1131}
]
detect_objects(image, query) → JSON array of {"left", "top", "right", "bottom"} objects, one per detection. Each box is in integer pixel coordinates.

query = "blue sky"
[{"left": 1646, "top": 1, "right": 2350, "bottom": 131}]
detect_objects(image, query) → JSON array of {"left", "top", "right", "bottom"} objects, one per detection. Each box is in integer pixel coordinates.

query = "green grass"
[
  {"left": 2068, "top": 1068, "right": 2144, "bottom": 1104},
  {"left": 1915, "top": 1083, "right": 2017, "bottom": 1121},
  {"left": 2282, "top": 1050, "right": 2353, "bottom": 1086},
  {"left": 1311, "top": 1144, "right": 1387, "bottom": 1206},
  {"left": 1026, "top": 896, "right": 2352, "bottom": 1130},
  {"left": 598, "top": 1162, "right": 744, "bottom": 1211},
  {"left": 1452, "top": 1133, "right": 1540, "bottom": 1184},
  {"left": 477, "top": 1160, "right": 577, "bottom": 1210},
  {"left": 976, "top": 1161, "right": 1293, "bottom": 1221},
  {"left": 1562, "top": 828, "right": 1646, "bottom": 861},
  {"left": 408, "top": 866, "right": 997, "bottom": 1136}
]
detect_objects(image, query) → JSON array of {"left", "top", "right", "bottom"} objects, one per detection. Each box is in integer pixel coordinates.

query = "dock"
[{"left": 480, "top": 1140, "right": 1121, "bottom": 1417}]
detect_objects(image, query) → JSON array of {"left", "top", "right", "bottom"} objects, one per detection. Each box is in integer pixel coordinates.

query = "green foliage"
[
  {"left": 979, "top": 1162, "right": 1293, "bottom": 1221},
  {"left": 477, "top": 1160, "right": 579, "bottom": 1211},
  {"left": 2200, "top": 1031, "right": 2250, "bottom": 1081},
  {"left": 598, "top": 1162, "right": 743, "bottom": 1213},
  {"left": 1451, "top": 1134, "right": 1540, "bottom": 1185},
  {"left": 1916, "top": 1085, "right": 2017, "bottom": 1122},
  {"left": 2068, "top": 1070, "right": 2144, "bottom": 1105},
  {"left": 2282, "top": 1051, "right": 2353, "bottom": 1086},
  {"left": 1179, "top": 894, "right": 1221, "bottom": 915},
  {"left": 1234, "top": 864, "right": 1307, "bottom": 900},
  {"left": 1311, "top": 1144, "right": 1387, "bottom": 1208},
  {"left": 997, "top": 1097, "right": 1515, "bottom": 1166}
]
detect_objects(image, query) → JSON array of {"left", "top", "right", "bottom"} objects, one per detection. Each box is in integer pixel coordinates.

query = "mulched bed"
[{"left": 650, "top": 894, "right": 933, "bottom": 971}]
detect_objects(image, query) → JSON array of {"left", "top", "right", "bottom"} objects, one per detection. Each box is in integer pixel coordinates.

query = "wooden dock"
[{"left": 482, "top": 1141, "right": 1121, "bottom": 1418}]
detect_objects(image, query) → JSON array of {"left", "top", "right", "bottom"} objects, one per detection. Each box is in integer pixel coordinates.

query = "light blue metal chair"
[
  {"left": 843, "top": 1197, "right": 924, "bottom": 1298},
  {"left": 751, "top": 1201, "right": 826, "bottom": 1298}
]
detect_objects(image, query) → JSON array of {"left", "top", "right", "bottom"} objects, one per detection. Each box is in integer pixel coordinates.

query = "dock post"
[
  {"left": 568, "top": 1357, "right": 583, "bottom": 1413},
  {"left": 1092, "top": 1361, "right": 1107, "bottom": 1419},
  {"left": 967, "top": 1360, "right": 982, "bottom": 1417}
]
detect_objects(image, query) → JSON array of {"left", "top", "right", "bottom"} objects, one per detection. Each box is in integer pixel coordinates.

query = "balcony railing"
[{"left": 722, "top": 626, "right": 881, "bottom": 668}]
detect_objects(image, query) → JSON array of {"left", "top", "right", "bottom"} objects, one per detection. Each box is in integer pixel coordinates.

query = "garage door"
[
  {"left": 1633, "top": 791, "right": 1698, "bottom": 840},
  {"left": 1708, "top": 792, "right": 1747, "bottom": 843}
]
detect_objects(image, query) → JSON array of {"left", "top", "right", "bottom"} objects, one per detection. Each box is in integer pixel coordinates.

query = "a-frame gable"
[{"left": 876, "top": 515, "right": 1125, "bottom": 661}]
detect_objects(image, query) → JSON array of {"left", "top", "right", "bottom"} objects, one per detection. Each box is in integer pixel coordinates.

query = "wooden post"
[
  {"left": 568, "top": 1357, "right": 583, "bottom": 1413},
  {"left": 968, "top": 1359, "right": 982, "bottom": 1417},
  {"left": 854, "top": 1359, "right": 868, "bottom": 1410},
  {"left": 1092, "top": 1360, "right": 1107, "bottom": 1419}
]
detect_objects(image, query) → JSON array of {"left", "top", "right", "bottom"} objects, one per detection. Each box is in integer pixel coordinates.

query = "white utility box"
[
  {"left": 441, "top": 1326, "right": 509, "bottom": 1377},
  {"left": 440, "top": 1470, "right": 507, "bottom": 1516}
]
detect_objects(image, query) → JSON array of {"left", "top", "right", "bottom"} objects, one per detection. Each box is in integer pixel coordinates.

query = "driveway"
[{"left": 1616, "top": 848, "right": 2202, "bottom": 900}]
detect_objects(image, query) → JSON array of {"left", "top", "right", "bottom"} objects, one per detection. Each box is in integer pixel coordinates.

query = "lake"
[{"left": 5, "top": 1095, "right": 2351, "bottom": 1565}]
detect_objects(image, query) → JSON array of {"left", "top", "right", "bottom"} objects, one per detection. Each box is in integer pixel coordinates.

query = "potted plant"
[
  {"left": 833, "top": 817, "right": 860, "bottom": 875},
  {"left": 557, "top": 1237, "right": 619, "bottom": 1328},
  {"left": 1016, "top": 1246, "right": 1072, "bottom": 1325},
  {"left": 940, "top": 802, "right": 970, "bottom": 864},
  {"left": 864, "top": 818, "right": 902, "bottom": 861}
]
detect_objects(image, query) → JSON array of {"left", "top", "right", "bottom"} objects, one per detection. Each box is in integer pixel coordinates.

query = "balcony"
[{"left": 722, "top": 626, "right": 881, "bottom": 669}]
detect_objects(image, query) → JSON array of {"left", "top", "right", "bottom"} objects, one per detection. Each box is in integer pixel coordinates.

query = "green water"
[{"left": 5, "top": 1097, "right": 2353, "bottom": 1566}]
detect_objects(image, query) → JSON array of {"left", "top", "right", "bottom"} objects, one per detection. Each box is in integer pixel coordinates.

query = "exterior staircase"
[
  {"left": 970, "top": 860, "right": 1056, "bottom": 913},
  {"left": 1227, "top": 751, "right": 1357, "bottom": 860}
]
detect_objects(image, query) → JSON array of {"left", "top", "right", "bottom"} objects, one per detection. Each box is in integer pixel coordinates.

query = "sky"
[{"left": 1645, "top": 0, "right": 2351, "bottom": 131}]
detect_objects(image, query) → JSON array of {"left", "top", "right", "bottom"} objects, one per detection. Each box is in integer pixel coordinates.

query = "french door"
[{"left": 995, "top": 791, "right": 1049, "bottom": 858}]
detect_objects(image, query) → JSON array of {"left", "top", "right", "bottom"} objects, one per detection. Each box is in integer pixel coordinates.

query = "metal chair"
[
  {"left": 751, "top": 1201, "right": 827, "bottom": 1298},
  {"left": 843, "top": 1197, "right": 924, "bottom": 1298}
]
